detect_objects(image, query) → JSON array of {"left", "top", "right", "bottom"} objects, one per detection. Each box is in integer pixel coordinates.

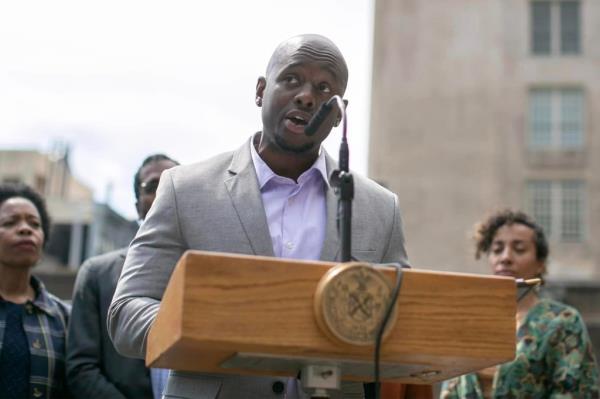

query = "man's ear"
[
  {"left": 334, "top": 99, "right": 349, "bottom": 127},
  {"left": 255, "top": 77, "right": 266, "bottom": 107}
]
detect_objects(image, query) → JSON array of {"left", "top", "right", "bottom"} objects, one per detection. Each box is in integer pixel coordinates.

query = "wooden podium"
[{"left": 146, "top": 250, "right": 515, "bottom": 389}]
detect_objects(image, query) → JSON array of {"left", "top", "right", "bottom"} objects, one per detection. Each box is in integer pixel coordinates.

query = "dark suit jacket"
[{"left": 67, "top": 248, "right": 153, "bottom": 399}]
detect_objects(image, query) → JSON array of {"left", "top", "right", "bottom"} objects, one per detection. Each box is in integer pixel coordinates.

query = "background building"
[
  {"left": 0, "top": 146, "right": 138, "bottom": 298},
  {"left": 369, "top": 0, "right": 599, "bottom": 360}
]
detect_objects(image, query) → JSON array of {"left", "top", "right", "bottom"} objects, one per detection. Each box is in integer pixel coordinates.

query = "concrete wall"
[{"left": 369, "top": 0, "right": 600, "bottom": 280}]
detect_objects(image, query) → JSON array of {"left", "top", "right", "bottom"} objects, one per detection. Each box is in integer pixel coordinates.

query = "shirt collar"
[
  {"left": 29, "top": 275, "right": 64, "bottom": 317},
  {"left": 0, "top": 276, "right": 63, "bottom": 317},
  {"left": 250, "top": 135, "right": 329, "bottom": 189}
]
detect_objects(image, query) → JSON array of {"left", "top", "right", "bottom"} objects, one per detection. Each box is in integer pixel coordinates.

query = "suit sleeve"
[
  {"left": 108, "top": 168, "right": 187, "bottom": 359},
  {"left": 382, "top": 193, "right": 409, "bottom": 266},
  {"left": 67, "top": 261, "right": 127, "bottom": 399}
]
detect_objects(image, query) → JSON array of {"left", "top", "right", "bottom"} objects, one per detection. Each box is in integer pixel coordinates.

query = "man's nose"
[{"left": 294, "top": 83, "right": 316, "bottom": 109}]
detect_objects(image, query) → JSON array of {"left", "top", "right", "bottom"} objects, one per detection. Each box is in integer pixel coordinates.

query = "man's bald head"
[{"left": 265, "top": 34, "right": 349, "bottom": 94}]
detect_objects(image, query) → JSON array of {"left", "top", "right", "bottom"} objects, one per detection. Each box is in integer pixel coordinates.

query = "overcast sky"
[{"left": 0, "top": 1, "right": 374, "bottom": 220}]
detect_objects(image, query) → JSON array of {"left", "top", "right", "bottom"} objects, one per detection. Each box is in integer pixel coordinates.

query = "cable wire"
[{"left": 374, "top": 263, "right": 406, "bottom": 399}]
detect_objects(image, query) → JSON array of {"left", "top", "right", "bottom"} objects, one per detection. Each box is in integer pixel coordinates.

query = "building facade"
[
  {"left": 370, "top": 0, "right": 599, "bottom": 278},
  {"left": 0, "top": 148, "right": 138, "bottom": 298},
  {"left": 369, "top": 0, "right": 599, "bottom": 357}
]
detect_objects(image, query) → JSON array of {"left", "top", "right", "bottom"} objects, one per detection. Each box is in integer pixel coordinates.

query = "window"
[
  {"left": 560, "top": 1, "right": 580, "bottom": 53},
  {"left": 531, "top": 1, "right": 581, "bottom": 55},
  {"left": 527, "top": 180, "right": 584, "bottom": 242},
  {"left": 532, "top": 2, "right": 552, "bottom": 54},
  {"left": 561, "top": 181, "right": 584, "bottom": 241},
  {"left": 529, "top": 88, "right": 584, "bottom": 150}
]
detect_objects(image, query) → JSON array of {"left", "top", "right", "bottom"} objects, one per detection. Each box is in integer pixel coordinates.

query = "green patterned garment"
[{"left": 441, "top": 299, "right": 599, "bottom": 399}]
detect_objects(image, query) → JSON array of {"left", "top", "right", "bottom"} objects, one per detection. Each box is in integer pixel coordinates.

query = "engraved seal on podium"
[{"left": 314, "top": 262, "right": 397, "bottom": 346}]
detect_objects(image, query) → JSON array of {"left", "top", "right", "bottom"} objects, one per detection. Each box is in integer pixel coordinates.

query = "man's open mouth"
[{"left": 286, "top": 115, "right": 308, "bottom": 126}]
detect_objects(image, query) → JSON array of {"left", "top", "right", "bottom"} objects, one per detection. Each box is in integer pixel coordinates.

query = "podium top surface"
[{"left": 147, "top": 251, "right": 516, "bottom": 384}]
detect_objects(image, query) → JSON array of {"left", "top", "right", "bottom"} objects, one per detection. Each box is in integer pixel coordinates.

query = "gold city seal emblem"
[{"left": 314, "top": 262, "right": 397, "bottom": 346}]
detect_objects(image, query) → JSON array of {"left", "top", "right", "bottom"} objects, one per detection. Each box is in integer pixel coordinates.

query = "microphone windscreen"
[{"left": 304, "top": 102, "right": 334, "bottom": 136}]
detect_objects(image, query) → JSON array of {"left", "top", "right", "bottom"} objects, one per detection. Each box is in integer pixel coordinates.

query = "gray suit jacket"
[
  {"left": 67, "top": 248, "right": 153, "bottom": 399},
  {"left": 108, "top": 137, "right": 408, "bottom": 399}
]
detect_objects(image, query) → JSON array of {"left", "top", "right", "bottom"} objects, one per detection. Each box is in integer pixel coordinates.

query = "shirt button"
[
  {"left": 25, "top": 304, "right": 33, "bottom": 314},
  {"left": 33, "top": 387, "right": 43, "bottom": 398},
  {"left": 33, "top": 339, "right": 42, "bottom": 349},
  {"left": 272, "top": 381, "right": 285, "bottom": 394},
  {"left": 286, "top": 242, "right": 294, "bottom": 250}
]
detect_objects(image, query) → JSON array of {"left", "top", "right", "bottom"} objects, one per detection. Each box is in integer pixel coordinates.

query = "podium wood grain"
[{"left": 147, "top": 251, "right": 515, "bottom": 384}]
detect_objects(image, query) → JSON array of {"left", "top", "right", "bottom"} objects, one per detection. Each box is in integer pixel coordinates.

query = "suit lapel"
[
  {"left": 224, "top": 138, "right": 274, "bottom": 257},
  {"left": 319, "top": 153, "right": 340, "bottom": 262}
]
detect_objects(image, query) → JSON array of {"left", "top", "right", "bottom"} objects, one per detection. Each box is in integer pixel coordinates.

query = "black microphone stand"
[
  {"left": 302, "top": 96, "right": 353, "bottom": 399},
  {"left": 303, "top": 95, "right": 352, "bottom": 262},
  {"left": 304, "top": 96, "right": 395, "bottom": 399},
  {"left": 322, "top": 97, "right": 385, "bottom": 399},
  {"left": 305, "top": 97, "right": 399, "bottom": 399},
  {"left": 324, "top": 96, "right": 352, "bottom": 263}
]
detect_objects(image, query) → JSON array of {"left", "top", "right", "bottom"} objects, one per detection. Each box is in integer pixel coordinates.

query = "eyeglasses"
[{"left": 140, "top": 178, "right": 160, "bottom": 195}]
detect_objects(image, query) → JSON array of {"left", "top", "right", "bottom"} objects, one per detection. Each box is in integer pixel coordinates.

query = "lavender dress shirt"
[{"left": 250, "top": 141, "right": 328, "bottom": 261}]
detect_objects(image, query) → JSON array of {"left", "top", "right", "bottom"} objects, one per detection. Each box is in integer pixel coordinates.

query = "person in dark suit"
[{"left": 67, "top": 154, "right": 178, "bottom": 399}]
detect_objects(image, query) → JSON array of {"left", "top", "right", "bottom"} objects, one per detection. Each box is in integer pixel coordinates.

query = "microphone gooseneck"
[
  {"left": 304, "top": 101, "right": 335, "bottom": 136},
  {"left": 303, "top": 94, "right": 394, "bottom": 399}
]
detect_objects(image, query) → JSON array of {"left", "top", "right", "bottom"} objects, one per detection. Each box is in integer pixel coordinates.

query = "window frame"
[
  {"left": 526, "top": 179, "right": 586, "bottom": 243},
  {"left": 528, "top": 87, "right": 585, "bottom": 151},
  {"left": 530, "top": 0, "right": 581, "bottom": 56}
]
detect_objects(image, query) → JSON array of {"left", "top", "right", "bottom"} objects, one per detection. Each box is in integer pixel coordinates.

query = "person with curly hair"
[
  {"left": 0, "top": 183, "right": 70, "bottom": 399},
  {"left": 441, "top": 209, "right": 599, "bottom": 399}
]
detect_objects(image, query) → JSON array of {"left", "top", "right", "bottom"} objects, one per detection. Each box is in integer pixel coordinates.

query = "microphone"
[{"left": 304, "top": 101, "right": 334, "bottom": 136}]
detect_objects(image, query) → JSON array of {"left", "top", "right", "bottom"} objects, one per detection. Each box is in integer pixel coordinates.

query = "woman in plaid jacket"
[{"left": 0, "top": 183, "right": 70, "bottom": 399}]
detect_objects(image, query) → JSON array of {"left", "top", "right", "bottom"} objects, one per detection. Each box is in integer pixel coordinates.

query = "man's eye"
[
  {"left": 285, "top": 76, "right": 299, "bottom": 84},
  {"left": 319, "top": 83, "right": 331, "bottom": 93}
]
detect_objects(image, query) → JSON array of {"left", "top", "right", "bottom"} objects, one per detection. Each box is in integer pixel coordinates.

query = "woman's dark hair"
[
  {"left": 0, "top": 182, "right": 51, "bottom": 246},
  {"left": 474, "top": 209, "right": 549, "bottom": 262}
]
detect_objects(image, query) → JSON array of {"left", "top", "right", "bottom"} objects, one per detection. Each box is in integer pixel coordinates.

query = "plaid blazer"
[{"left": 0, "top": 276, "right": 70, "bottom": 399}]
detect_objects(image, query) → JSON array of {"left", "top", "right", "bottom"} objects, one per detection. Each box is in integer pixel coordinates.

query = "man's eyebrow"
[
  {"left": 277, "top": 62, "right": 302, "bottom": 74},
  {"left": 279, "top": 62, "right": 339, "bottom": 82}
]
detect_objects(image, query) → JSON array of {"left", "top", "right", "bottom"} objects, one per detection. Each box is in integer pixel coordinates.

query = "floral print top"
[{"left": 440, "top": 299, "right": 599, "bottom": 399}]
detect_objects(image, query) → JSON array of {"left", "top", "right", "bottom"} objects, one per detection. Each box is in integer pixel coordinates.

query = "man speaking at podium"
[{"left": 108, "top": 34, "right": 408, "bottom": 399}]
